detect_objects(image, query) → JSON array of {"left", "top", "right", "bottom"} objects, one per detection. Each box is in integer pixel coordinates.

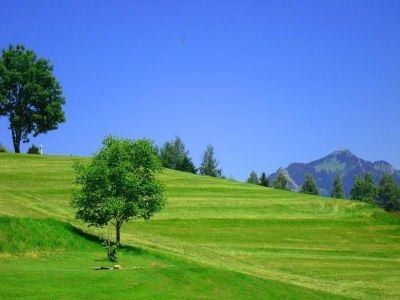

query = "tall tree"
[
  {"left": 0, "top": 44, "right": 65, "bottom": 153},
  {"left": 246, "top": 171, "right": 259, "bottom": 185},
  {"left": 71, "top": 136, "right": 166, "bottom": 244},
  {"left": 331, "top": 175, "right": 345, "bottom": 199},
  {"left": 300, "top": 174, "right": 319, "bottom": 195},
  {"left": 199, "top": 144, "right": 222, "bottom": 177},
  {"left": 350, "top": 173, "right": 377, "bottom": 204},
  {"left": 259, "top": 172, "right": 269, "bottom": 187},
  {"left": 377, "top": 174, "right": 400, "bottom": 212},
  {"left": 159, "top": 137, "right": 196, "bottom": 173},
  {"left": 271, "top": 171, "right": 288, "bottom": 190}
]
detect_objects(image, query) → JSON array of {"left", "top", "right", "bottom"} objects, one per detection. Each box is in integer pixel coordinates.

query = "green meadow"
[{"left": 0, "top": 153, "right": 399, "bottom": 299}]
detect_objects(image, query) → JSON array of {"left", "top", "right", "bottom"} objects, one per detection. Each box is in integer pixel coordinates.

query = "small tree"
[
  {"left": 199, "top": 145, "right": 222, "bottom": 177},
  {"left": 377, "top": 174, "right": 400, "bottom": 212},
  {"left": 331, "top": 175, "right": 345, "bottom": 199},
  {"left": 259, "top": 172, "right": 269, "bottom": 187},
  {"left": 27, "top": 144, "right": 40, "bottom": 154},
  {"left": 272, "top": 171, "right": 288, "bottom": 190},
  {"left": 246, "top": 171, "right": 259, "bottom": 185},
  {"left": 350, "top": 173, "right": 377, "bottom": 204},
  {"left": 71, "top": 136, "right": 166, "bottom": 244},
  {"left": 300, "top": 174, "right": 319, "bottom": 195},
  {"left": 0, "top": 44, "right": 65, "bottom": 153}
]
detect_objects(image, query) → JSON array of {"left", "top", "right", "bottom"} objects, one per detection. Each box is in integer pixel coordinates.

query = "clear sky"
[{"left": 1, "top": 0, "right": 399, "bottom": 180}]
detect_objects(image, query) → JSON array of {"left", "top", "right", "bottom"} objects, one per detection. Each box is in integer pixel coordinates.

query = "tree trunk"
[
  {"left": 116, "top": 221, "right": 121, "bottom": 245},
  {"left": 10, "top": 125, "right": 21, "bottom": 153}
]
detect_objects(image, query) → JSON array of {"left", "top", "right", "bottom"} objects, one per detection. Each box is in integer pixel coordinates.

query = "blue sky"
[{"left": 1, "top": 0, "right": 399, "bottom": 180}]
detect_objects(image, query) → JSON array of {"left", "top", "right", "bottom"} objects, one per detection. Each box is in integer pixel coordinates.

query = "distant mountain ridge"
[{"left": 269, "top": 150, "right": 400, "bottom": 196}]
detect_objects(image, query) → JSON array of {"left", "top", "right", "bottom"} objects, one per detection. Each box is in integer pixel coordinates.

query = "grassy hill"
[{"left": 1, "top": 153, "right": 399, "bottom": 299}]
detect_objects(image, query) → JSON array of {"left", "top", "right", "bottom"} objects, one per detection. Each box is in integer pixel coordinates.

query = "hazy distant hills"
[{"left": 269, "top": 150, "right": 400, "bottom": 196}]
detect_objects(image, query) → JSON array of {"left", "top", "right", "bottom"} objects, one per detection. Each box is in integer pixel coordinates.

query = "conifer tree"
[
  {"left": 199, "top": 145, "right": 222, "bottom": 177},
  {"left": 159, "top": 137, "right": 197, "bottom": 173},
  {"left": 331, "top": 175, "right": 345, "bottom": 199},
  {"left": 377, "top": 174, "right": 400, "bottom": 212},
  {"left": 259, "top": 172, "right": 269, "bottom": 187},
  {"left": 272, "top": 171, "right": 288, "bottom": 190},
  {"left": 300, "top": 174, "right": 319, "bottom": 195},
  {"left": 350, "top": 173, "right": 377, "bottom": 204},
  {"left": 246, "top": 171, "right": 259, "bottom": 185}
]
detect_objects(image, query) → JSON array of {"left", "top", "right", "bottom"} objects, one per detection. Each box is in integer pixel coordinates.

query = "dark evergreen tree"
[
  {"left": 177, "top": 155, "right": 197, "bottom": 174},
  {"left": 271, "top": 171, "right": 288, "bottom": 190},
  {"left": 199, "top": 145, "right": 222, "bottom": 177},
  {"left": 377, "top": 174, "right": 400, "bottom": 212},
  {"left": 331, "top": 175, "right": 345, "bottom": 199},
  {"left": 259, "top": 172, "right": 269, "bottom": 187},
  {"left": 246, "top": 171, "right": 259, "bottom": 185},
  {"left": 300, "top": 174, "right": 319, "bottom": 195},
  {"left": 350, "top": 173, "right": 377, "bottom": 204}
]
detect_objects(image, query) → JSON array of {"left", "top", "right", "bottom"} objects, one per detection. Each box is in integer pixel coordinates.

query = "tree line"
[
  {"left": 246, "top": 170, "right": 400, "bottom": 212},
  {"left": 157, "top": 136, "right": 222, "bottom": 177}
]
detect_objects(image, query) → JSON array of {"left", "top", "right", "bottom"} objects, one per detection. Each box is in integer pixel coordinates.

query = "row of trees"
[
  {"left": 157, "top": 137, "right": 222, "bottom": 177},
  {"left": 350, "top": 173, "right": 400, "bottom": 212},
  {"left": 247, "top": 170, "right": 400, "bottom": 212},
  {"left": 246, "top": 171, "right": 269, "bottom": 187},
  {"left": 246, "top": 171, "right": 290, "bottom": 190}
]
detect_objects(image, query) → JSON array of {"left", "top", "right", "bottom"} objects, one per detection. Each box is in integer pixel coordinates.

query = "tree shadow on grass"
[{"left": 64, "top": 223, "right": 148, "bottom": 256}]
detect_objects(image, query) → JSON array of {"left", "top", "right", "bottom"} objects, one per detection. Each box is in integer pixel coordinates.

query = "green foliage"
[
  {"left": 27, "top": 144, "right": 40, "bottom": 154},
  {"left": 271, "top": 171, "right": 288, "bottom": 190},
  {"left": 0, "top": 143, "right": 7, "bottom": 152},
  {"left": 300, "top": 174, "right": 319, "bottom": 195},
  {"left": 71, "top": 136, "right": 166, "bottom": 243},
  {"left": 0, "top": 44, "right": 65, "bottom": 153},
  {"left": 159, "top": 137, "right": 197, "bottom": 173},
  {"left": 178, "top": 155, "right": 197, "bottom": 173},
  {"left": 259, "top": 172, "right": 269, "bottom": 187},
  {"left": 331, "top": 175, "right": 345, "bottom": 199},
  {"left": 377, "top": 174, "right": 400, "bottom": 212},
  {"left": 103, "top": 239, "right": 118, "bottom": 262},
  {"left": 246, "top": 171, "right": 259, "bottom": 185},
  {"left": 199, "top": 144, "right": 222, "bottom": 177},
  {"left": 350, "top": 173, "right": 377, "bottom": 204}
]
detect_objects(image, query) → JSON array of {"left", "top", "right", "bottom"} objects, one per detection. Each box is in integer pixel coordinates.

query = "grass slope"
[
  {"left": 1, "top": 217, "right": 340, "bottom": 299},
  {"left": 1, "top": 153, "right": 399, "bottom": 299}
]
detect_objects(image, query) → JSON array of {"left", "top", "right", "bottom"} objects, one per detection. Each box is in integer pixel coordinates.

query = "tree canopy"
[
  {"left": 331, "top": 175, "right": 345, "bottom": 199},
  {"left": 71, "top": 136, "right": 166, "bottom": 244},
  {"left": 0, "top": 44, "right": 65, "bottom": 153},
  {"left": 377, "top": 174, "right": 400, "bottom": 212},
  {"left": 246, "top": 171, "right": 259, "bottom": 185},
  {"left": 199, "top": 145, "right": 222, "bottom": 177},
  {"left": 300, "top": 174, "right": 319, "bottom": 195},
  {"left": 259, "top": 172, "right": 269, "bottom": 187},
  {"left": 271, "top": 171, "right": 288, "bottom": 190},
  {"left": 350, "top": 173, "right": 377, "bottom": 204},
  {"left": 159, "top": 137, "right": 196, "bottom": 173}
]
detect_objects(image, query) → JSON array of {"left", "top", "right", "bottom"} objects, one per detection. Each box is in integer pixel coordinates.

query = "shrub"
[
  {"left": 103, "top": 239, "right": 118, "bottom": 262},
  {"left": 27, "top": 145, "right": 40, "bottom": 154},
  {"left": 0, "top": 144, "right": 7, "bottom": 153}
]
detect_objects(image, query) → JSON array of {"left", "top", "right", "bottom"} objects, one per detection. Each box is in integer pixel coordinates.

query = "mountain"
[{"left": 269, "top": 150, "right": 400, "bottom": 196}]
